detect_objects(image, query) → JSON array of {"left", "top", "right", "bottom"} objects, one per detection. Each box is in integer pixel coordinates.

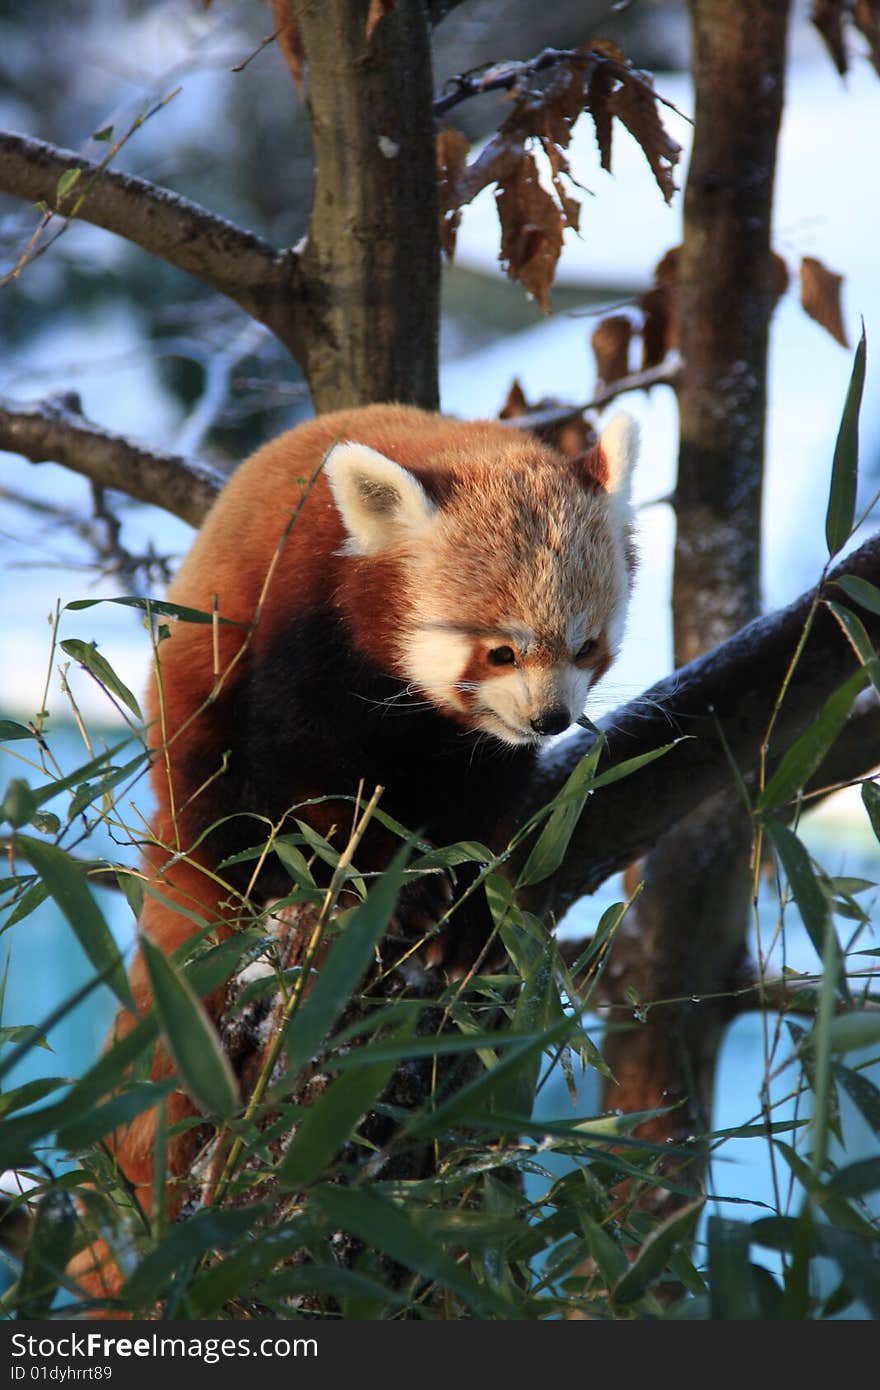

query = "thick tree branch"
[
  {"left": 0, "top": 394, "right": 222, "bottom": 527},
  {"left": 530, "top": 528, "right": 880, "bottom": 919},
  {"left": 291, "top": 0, "right": 440, "bottom": 411},
  {"left": 0, "top": 131, "right": 304, "bottom": 359}
]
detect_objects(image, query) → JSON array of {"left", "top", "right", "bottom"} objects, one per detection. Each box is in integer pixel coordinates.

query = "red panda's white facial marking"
[{"left": 324, "top": 414, "right": 639, "bottom": 746}]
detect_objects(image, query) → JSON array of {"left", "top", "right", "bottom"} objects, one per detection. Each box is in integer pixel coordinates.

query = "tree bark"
[
  {"left": 0, "top": 395, "right": 223, "bottom": 527},
  {"left": 593, "top": 0, "right": 793, "bottom": 1191},
  {"left": 290, "top": 0, "right": 440, "bottom": 411}
]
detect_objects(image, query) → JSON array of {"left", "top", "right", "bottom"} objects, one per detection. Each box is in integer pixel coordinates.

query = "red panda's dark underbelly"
[{"left": 174, "top": 604, "right": 536, "bottom": 907}]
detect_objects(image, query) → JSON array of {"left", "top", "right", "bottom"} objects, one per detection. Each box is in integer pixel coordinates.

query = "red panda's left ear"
[{"left": 579, "top": 414, "right": 640, "bottom": 515}]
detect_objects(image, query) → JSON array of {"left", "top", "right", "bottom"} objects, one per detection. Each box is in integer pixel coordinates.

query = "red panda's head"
[{"left": 324, "top": 415, "right": 638, "bottom": 746}]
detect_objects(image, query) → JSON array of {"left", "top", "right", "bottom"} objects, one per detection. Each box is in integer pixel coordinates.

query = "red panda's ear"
[
  {"left": 324, "top": 441, "right": 437, "bottom": 556},
  {"left": 578, "top": 414, "right": 639, "bottom": 514}
]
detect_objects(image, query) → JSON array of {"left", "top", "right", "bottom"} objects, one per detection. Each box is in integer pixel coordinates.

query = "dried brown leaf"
[
  {"left": 366, "top": 0, "right": 395, "bottom": 42},
  {"left": 771, "top": 251, "right": 791, "bottom": 305},
  {"left": 496, "top": 152, "right": 564, "bottom": 313},
  {"left": 271, "top": 0, "right": 304, "bottom": 94},
  {"left": 639, "top": 246, "right": 679, "bottom": 369},
  {"left": 498, "top": 380, "right": 596, "bottom": 456},
  {"left": 812, "top": 0, "right": 850, "bottom": 75},
  {"left": 591, "top": 315, "right": 633, "bottom": 388},
  {"left": 533, "top": 61, "right": 587, "bottom": 155},
  {"left": 640, "top": 286, "right": 671, "bottom": 370},
  {"left": 498, "top": 379, "right": 530, "bottom": 418},
  {"left": 608, "top": 72, "right": 680, "bottom": 204},
  {"left": 800, "top": 255, "right": 850, "bottom": 347},
  {"left": 436, "top": 127, "right": 471, "bottom": 261},
  {"left": 855, "top": 0, "right": 880, "bottom": 75},
  {"left": 586, "top": 42, "right": 625, "bottom": 172}
]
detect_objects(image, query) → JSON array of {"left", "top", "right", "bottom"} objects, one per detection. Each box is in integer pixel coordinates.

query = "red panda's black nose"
[{"left": 530, "top": 706, "right": 572, "bottom": 737}]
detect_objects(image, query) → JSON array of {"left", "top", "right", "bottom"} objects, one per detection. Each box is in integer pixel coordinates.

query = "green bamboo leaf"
[
  {"left": 331, "top": 1027, "right": 550, "bottom": 1069},
  {"left": 611, "top": 1200, "right": 704, "bottom": 1305},
  {"left": 493, "top": 934, "right": 558, "bottom": 1115},
  {"left": 30, "top": 737, "right": 132, "bottom": 808},
  {"left": 116, "top": 870, "right": 144, "bottom": 921},
  {"left": 273, "top": 840, "right": 317, "bottom": 890},
  {"left": 821, "top": 1010, "right": 880, "bottom": 1055},
  {"left": 588, "top": 739, "right": 683, "bottom": 791},
  {"left": 863, "top": 780, "right": 880, "bottom": 842},
  {"left": 749, "top": 1264, "right": 785, "bottom": 1320},
  {"left": 825, "top": 600, "right": 880, "bottom": 695},
  {"left": 258, "top": 1265, "right": 407, "bottom": 1310},
  {"left": 56, "top": 1079, "right": 175, "bottom": 1150},
  {"left": 824, "top": 1155, "right": 880, "bottom": 1199},
  {"left": 708, "top": 1217, "right": 759, "bottom": 1319},
  {"left": 184, "top": 1220, "right": 311, "bottom": 1316},
  {"left": 66, "top": 596, "right": 243, "bottom": 625},
  {"left": 310, "top": 1185, "right": 514, "bottom": 1318},
  {"left": 518, "top": 740, "right": 603, "bottom": 887},
  {"left": 16, "top": 1188, "right": 77, "bottom": 1319},
  {"left": 60, "top": 639, "right": 142, "bottom": 719},
  {"left": 1, "top": 880, "right": 48, "bottom": 930},
  {"left": 55, "top": 167, "right": 81, "bottom": 201},
  {"left": 1, "top": 780, "right": 38, "bottom": 829},
  {"left": 825, "top": 324, "right": 866, "bottom": 556},
  {"left": 763, "top": 818, "right": 849, "bottom": 1001},
  {"left": 410, "top": 841, "right": 493, "bottom": 870},
  {"left": 68, "top": 752, "right": 148, "bottom": 818},
  {"left": 278, "top": 1033, "right": 406, "bottom": 1188},
  {"left": 834, "top": 574, "right": 880, "bottom": 616},
  {"left": 818, "top": 1226, "right": 880, "bottom": 1318},
  {"left": 0, "top": 1025, "right": 50, "bottom": 1055},
  {"left": 283, "top": 844, "right": 410, "bottom": 1079},
  {"left": 123, "top": 1205, "right": 267, "bottom": 1306},
  {"left": 759, "top": 668, "right": 867, "bottom": 811},
  {"left": 578, "top": 1214, "right": 629, "bottom": 1287},
  {"left": 17, "top": 836, "right": 133, "bottom": 1011},
  {"left": 0, "top": 1076, "right": 68, "bottom": 1119},
  {"left": 404, "top": 1015, "right": 571, "bottom": 1139},
  {"left": 141, "top": 935, "right": 239, "bottom": 1119},
  {"left": 0, "top": 721, "right": 35, "bottom": 742},
  {"left": 833, "top": 1060, "right": 880, "bottom": 1133}
]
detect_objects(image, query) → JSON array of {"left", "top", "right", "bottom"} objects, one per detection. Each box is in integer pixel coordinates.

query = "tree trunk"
[
  {"left": 291, "top": 0, "right": 440, "bottom": 412},
  {"left": 599, "top": 0, "right": 792, "bottom": 1202}
]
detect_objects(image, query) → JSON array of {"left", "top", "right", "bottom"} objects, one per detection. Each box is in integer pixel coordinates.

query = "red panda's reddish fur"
[{"left": 73, "top": 404, "right": 638, "bottom": 1304}]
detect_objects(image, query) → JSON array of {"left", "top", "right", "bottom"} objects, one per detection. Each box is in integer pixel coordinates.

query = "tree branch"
[
  {"left": 499, "top": 359, "right": 681, "bottom": 441},
  {"left": 0, "top": 131, "right": 305, "bottom": 360},
  {"left": 530, "top": 528, "right": 880, "bottom": 919},
  {"left": 0, "top": 393, "right": 222, "bottom": 527},
  {"left": 433, "top": 46, "right": 693, "bottom": 122}
]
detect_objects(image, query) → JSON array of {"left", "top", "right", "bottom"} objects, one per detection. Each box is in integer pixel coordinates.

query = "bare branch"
[
  {"left": 728, "top": 973, "right": 880, "bottom": 1017},
  {"left": 499, "top": 359, "right": 681, "bottom": 440},
  {"left": 0, "top": 393, "right": 221, "bottom": 527},
  {"left": 433, "top": 46, "right": 693, "bottom": 123},
  {"left": 0, "top": 131, "right": 305, "bottom": 359}
]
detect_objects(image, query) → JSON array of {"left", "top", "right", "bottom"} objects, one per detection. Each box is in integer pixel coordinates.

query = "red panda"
[{"left": 81, "top": 404, "right": 638, "bottom": 1297}]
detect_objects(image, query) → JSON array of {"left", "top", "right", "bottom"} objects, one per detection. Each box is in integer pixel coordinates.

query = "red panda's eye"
[
  {"left": 576, "top": 638, "right": 596, "bottom": 661},
  {"left": 488, "top": 645, "right": 516, "bottom": 667}
]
